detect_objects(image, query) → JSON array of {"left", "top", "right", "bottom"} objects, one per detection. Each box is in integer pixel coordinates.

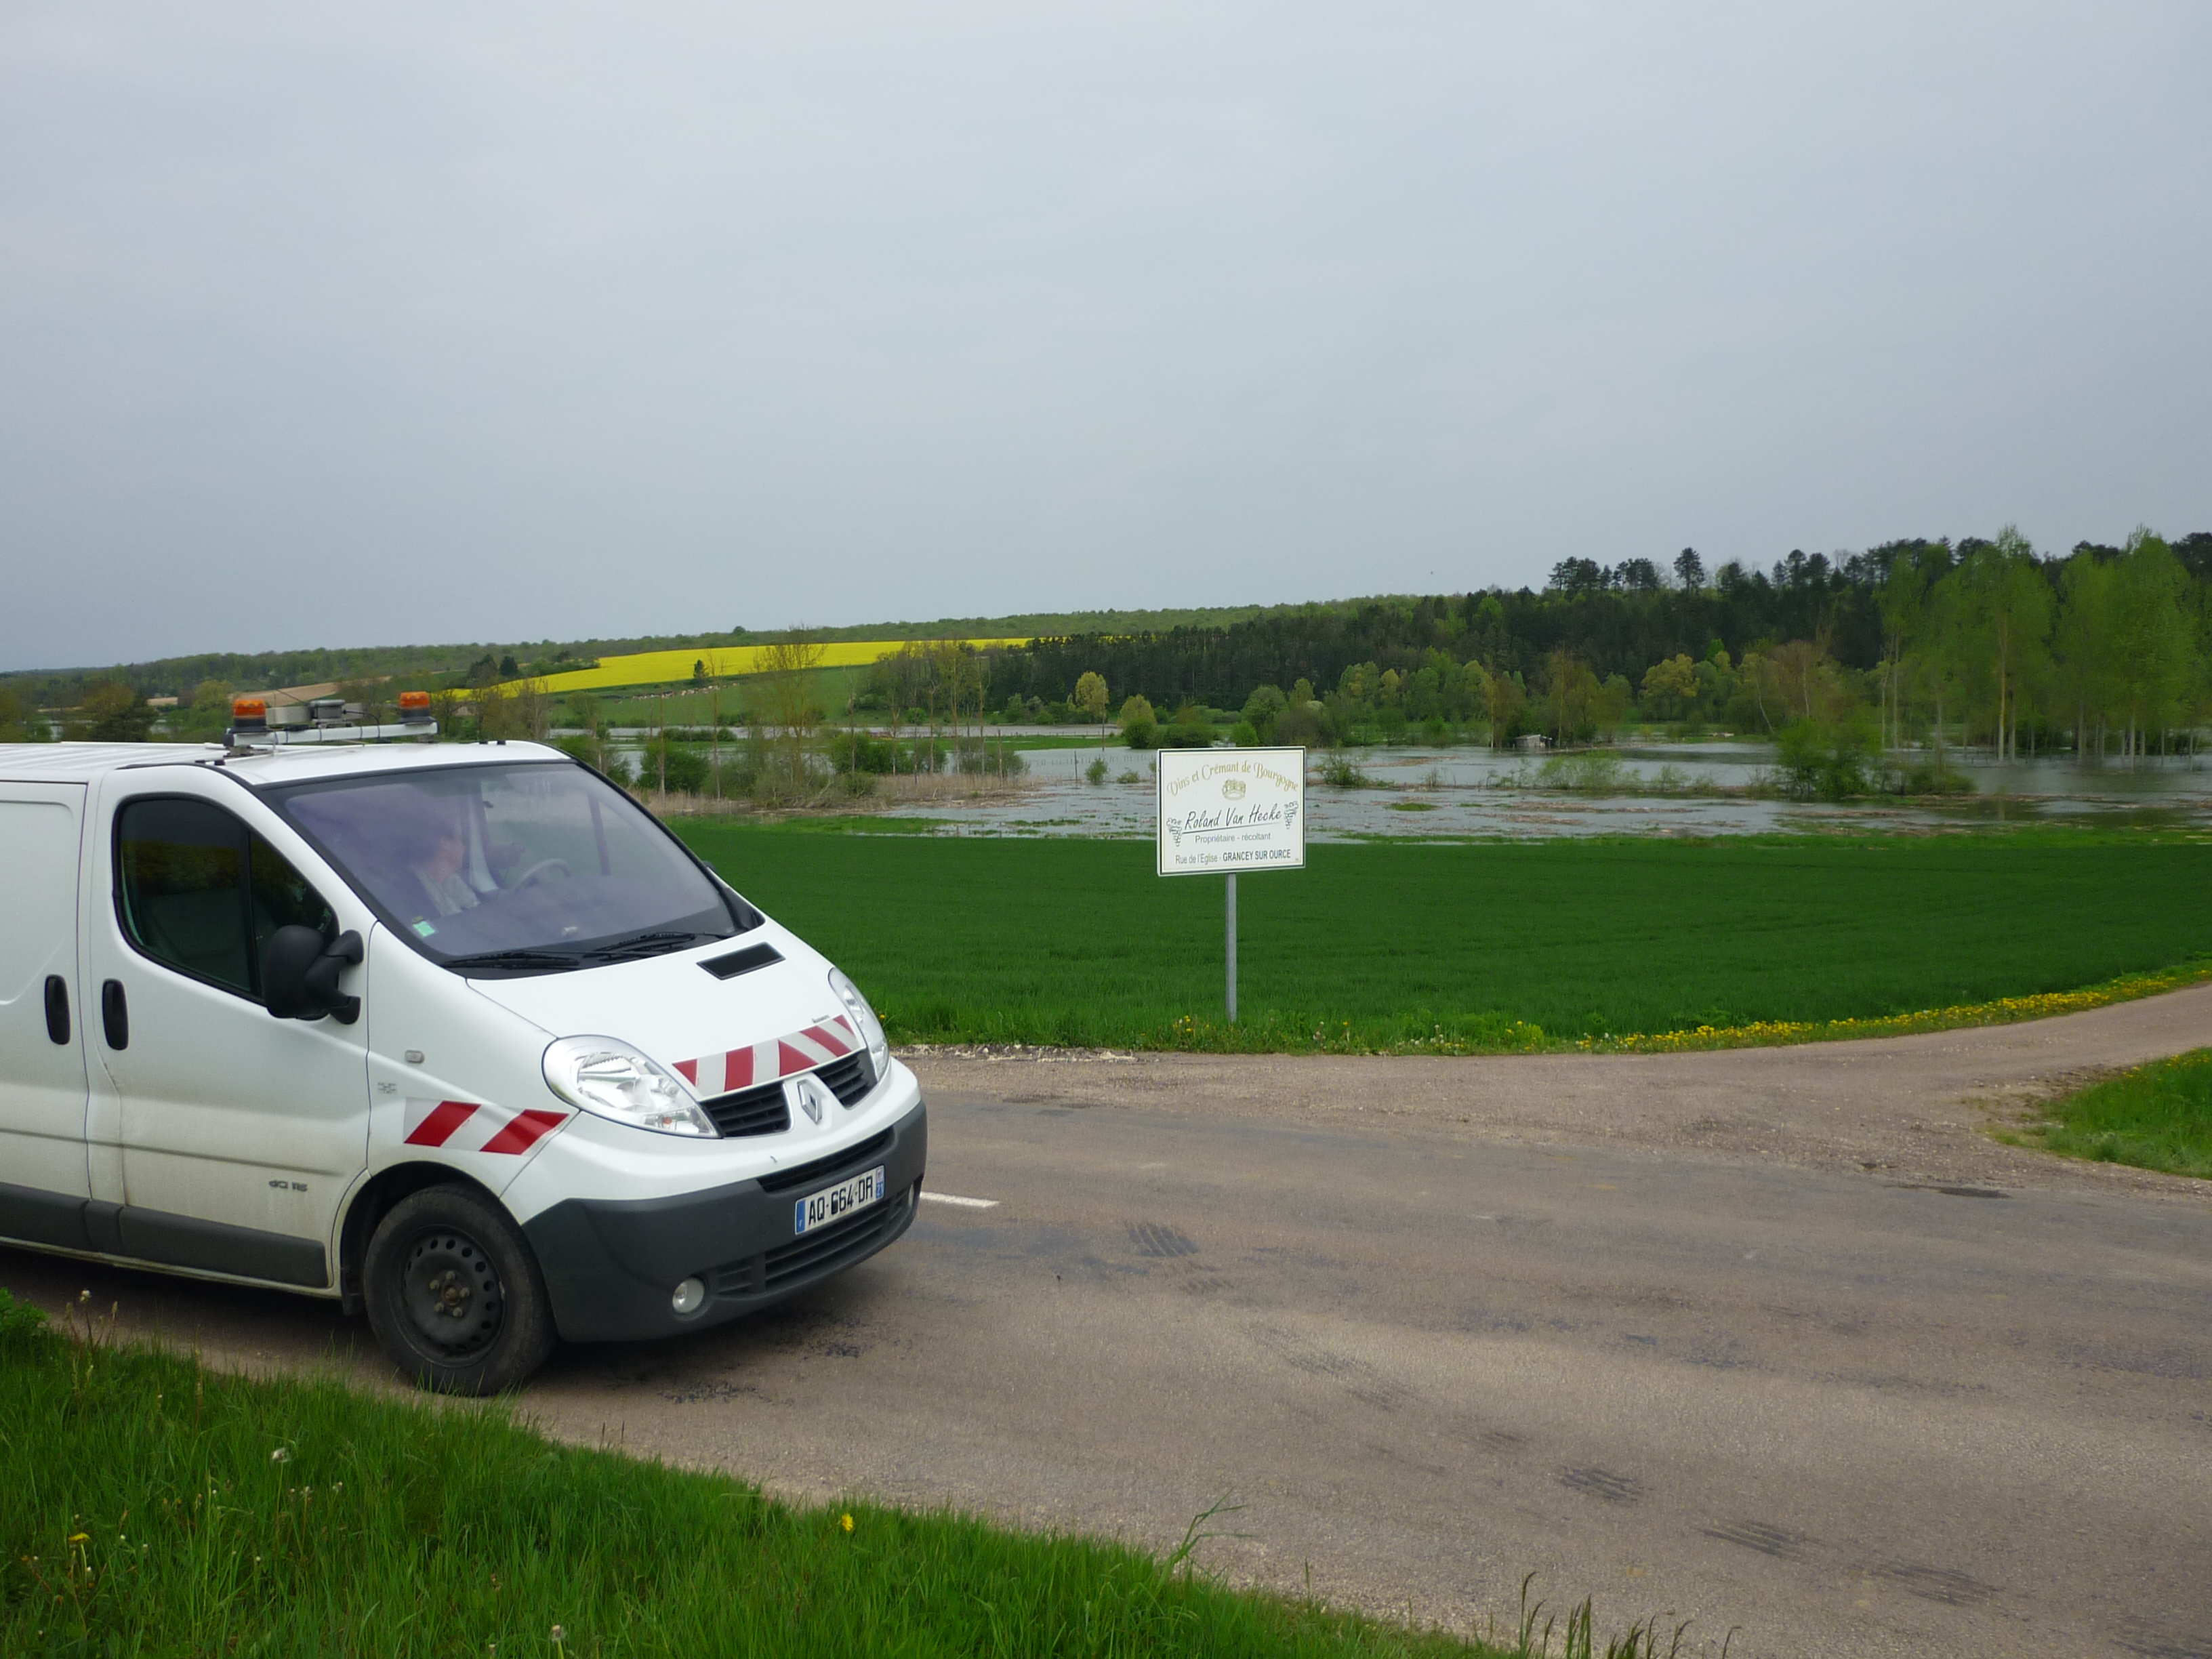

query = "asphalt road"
[{"left": 7, "top": 1007, "right": 2211, "bottom": 1657}]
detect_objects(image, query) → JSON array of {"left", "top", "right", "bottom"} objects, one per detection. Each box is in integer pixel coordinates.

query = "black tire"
[{"left": 363, "top": 1185, "right": 556, "bottom": 1395}]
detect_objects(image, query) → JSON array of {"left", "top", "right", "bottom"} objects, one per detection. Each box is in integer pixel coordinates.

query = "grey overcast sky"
[{"left": 3, "top": 3, "right": 2208, "bottom": 670}]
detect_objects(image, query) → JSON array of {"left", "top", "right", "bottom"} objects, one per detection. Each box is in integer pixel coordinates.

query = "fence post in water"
[{"left": 1225, "top": 872, "right": 1237, "bottom": 1023}]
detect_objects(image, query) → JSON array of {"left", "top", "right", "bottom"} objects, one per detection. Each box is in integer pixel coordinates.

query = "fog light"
[{"left": 672, "top": 1277, "right": 705, "bottom": 1315}]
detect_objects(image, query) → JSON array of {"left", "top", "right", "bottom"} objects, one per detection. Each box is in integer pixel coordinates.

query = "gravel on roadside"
[{"left": 901, "top": 985, "right": 2212, "bottom": 1204}]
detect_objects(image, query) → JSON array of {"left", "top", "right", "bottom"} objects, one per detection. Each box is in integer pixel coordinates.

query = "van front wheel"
[{"left": 363, "top": 1185, "right": 556, "bottom": 1394}]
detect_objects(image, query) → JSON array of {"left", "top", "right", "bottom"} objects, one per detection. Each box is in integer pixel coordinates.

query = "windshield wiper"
[
  {"left": 581, "top": 930, "right": 714, "bottom": 964},
  {"left": 445, "top": 948, "right": 587, "bottom": 972}
]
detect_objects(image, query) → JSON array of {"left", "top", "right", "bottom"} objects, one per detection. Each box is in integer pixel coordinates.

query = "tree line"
[{"left": 949, "top": 529, "right": 2212, "bottom": 761}]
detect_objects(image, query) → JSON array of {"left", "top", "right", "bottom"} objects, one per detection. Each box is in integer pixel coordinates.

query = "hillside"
[{"left": 1, "top": 598, "right": 1382, "bottom": 704}]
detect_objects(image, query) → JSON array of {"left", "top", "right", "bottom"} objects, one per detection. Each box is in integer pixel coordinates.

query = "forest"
[{"left": 943, "top": 530, "right": 2212, "bottom": 762}]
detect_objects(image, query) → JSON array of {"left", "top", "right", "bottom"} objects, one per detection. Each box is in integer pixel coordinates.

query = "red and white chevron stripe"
[
  {"left": 672, "top": 1015, "right": 860, "bottom": 1097},
  {"left": 401, "top": 1098, "right": 569, "bottom": 1155}
]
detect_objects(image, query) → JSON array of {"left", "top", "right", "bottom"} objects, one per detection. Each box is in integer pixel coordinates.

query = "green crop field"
[
  {"left": 595, "top": 664, "right": 875, "bottom": 727},
  {"left": 674, "top": 825, "right": 2212, "bottom": 1050}
]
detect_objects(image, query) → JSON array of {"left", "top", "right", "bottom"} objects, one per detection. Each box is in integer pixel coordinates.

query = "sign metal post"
[
  {"left": 1225, "top": 872, "right": 1237, "bottom": 1022},
  {"left": 1155, "top": 748, "right": 1305, "bottom": 1023}
]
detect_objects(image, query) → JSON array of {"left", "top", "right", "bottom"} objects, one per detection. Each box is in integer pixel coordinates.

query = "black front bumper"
[{"left": 524, "top": 1101, "right": 927, "bottom": 1343}]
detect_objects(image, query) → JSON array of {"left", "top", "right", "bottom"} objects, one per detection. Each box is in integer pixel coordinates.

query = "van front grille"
[
  {"left": 699, "top": 1053, "right": 874, "bottom": 1139},
  {"left": 762, "top": 1185, "right": 913, "bottom": 1294},
  {"left": 701, "top": 1082, "right": 789, "bottom": 1138},
  {"left": 815, "top": 1051, "right": 875, "bottom": 1107},
  {"left": 710, "top": 1258, "right": 760, "bottom": 1297},
  {"left": 705, "top": 1181, "right": 916, "bottom": 1301}
]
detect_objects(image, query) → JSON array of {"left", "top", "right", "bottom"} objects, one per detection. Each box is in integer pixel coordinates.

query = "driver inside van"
[{"left": 407, "top": 813, "right": 482, "bottom": 918}]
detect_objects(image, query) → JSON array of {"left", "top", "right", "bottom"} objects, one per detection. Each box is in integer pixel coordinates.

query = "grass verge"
[
  {"left": 0, "top": 1293, "right": 1698, "bottom": 1658},
  {"left": 1999, "top": 1049, "right": 2212, "bottom": 1179},
  {"left": 1572, "top": 964, "right": 2212, "bottom": 1054},
  {"left": 676, "top": 824, "right": 2212, "bottom": 1054}
]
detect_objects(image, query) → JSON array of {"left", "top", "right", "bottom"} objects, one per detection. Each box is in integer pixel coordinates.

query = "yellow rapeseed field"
[{"left": 501, "top": 639, "right": 1031, "bottom": 697}]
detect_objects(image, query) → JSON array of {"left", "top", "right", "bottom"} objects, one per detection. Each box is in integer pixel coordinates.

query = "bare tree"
[
  {"left": 756, "top": 634, "right": 829, "bottom": 798},
  {"left": 512, "top": 676, "right": 552, "bottom": 741},
  {"left": 477, "top": 676, "right": 552, "bottom": 742},
  {"left": 430, "top": 687, "right": 470, "bottom": 739}
]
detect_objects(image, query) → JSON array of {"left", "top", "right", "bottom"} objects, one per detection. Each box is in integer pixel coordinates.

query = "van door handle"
[
  {"left": 101, "top": 979, "right": 129, "bottom": 1050},
  {"left": 45, "top": 975, "right": 69, "bottom": 1044}
]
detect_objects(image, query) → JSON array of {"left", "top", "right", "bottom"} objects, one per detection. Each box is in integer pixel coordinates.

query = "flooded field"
[
  {"left": 611, "top": 726, "right": 2212, "bottom": 840},
  {"left": 886, "top": 739, "right": 2212, "bottom": 840}
]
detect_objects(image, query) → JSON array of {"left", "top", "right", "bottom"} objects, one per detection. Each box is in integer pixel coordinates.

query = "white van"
[{"left": 0, "top": 731, "right": 926, "bottom": 1393}]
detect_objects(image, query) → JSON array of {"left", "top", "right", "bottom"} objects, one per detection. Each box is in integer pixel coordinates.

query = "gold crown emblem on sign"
[{"left": 1222, "top": 778, "right": 1248, "bottom": 799}]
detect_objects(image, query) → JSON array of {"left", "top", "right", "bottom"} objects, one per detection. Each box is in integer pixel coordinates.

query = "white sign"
[{"left": 1155, "top": 747, "right": 1307, "bottom": 877}]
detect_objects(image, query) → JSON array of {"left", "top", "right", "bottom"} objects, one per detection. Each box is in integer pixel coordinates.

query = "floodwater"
[
  {"left": 604, "top": 726, "right": 2212, "bottom": 839},
  {"left": 885, "top": 739, "right": 2212, "bottom": 841}
]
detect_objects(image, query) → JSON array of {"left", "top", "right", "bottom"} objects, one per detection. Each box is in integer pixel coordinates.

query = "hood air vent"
[{"left": 701, "top": 942, "right": 783, "bottom": 980}]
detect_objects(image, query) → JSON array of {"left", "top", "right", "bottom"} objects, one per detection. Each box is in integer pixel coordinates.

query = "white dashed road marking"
[{"left": 920, "top": 1192, "right": 999, "bottom": 1209}]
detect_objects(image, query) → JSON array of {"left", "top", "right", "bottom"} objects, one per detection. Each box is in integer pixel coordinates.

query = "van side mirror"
[{"left": 264, "top": 928, "right": 365, "bottom": 1024}]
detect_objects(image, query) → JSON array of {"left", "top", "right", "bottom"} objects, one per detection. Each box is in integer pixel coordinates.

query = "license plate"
[{"left": 794, "top": 1165, "right": 887, "bottom": 1235}]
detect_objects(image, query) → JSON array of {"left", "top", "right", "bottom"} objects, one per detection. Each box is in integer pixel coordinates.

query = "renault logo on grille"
[{"left": 787, "top": 1073, "right": 832, "bottom": 1125}]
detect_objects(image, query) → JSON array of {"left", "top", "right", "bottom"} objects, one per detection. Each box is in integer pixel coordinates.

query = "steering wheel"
[{"left": 510, "top": 858, "right": 573, "bottom": 890}]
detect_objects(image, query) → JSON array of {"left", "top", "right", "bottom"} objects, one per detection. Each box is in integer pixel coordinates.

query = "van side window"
[
  {"left": 249, "top": 832, "right": 337, "bottom": 966},
  {"left": 116, "top": 798, "right": 335, "bottom": 1001}
]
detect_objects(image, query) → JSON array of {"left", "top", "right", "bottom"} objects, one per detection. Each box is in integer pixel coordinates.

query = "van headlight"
[
  {"left": 543, "top": 1038, "right": 718, "bottom": 1138},
  {"left": 827, "top": 967, "right": 891, "bottom": 1081}
]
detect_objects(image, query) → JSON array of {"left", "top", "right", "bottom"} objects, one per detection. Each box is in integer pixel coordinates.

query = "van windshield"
[{"left": 267, "top": 762, "right": 750, "bottom": 973}]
